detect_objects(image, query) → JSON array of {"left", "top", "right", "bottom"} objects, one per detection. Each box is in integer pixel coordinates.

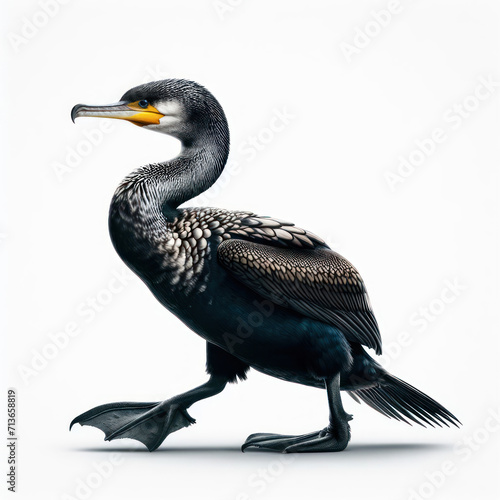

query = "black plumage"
[{"left": 70, "top": 79, "right": 459, "bottom": 452}]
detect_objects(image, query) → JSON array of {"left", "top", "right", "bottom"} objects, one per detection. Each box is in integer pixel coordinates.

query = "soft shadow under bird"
[{"left": 70, "top": 79, "right": 460, "bottom": 453}]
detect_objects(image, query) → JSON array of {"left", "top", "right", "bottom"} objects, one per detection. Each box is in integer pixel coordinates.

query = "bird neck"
[
  {"left": 108, "top": 121, "right": 229, "bottom": 267},
  {"left": 164, "top": 130, "right": 230, "bottom": 212}
]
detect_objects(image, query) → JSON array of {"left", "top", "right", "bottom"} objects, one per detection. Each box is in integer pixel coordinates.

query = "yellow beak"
[{"left": 71, "top": 100, "right": 164, "bottom": 126}]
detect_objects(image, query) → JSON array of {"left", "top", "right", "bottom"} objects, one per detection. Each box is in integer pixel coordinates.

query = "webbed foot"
[
  {"left": 70, "top": 400, "right": 195, "bottom": 451},
  {"left": 241, "top": 421, "right": 351, "bottom": 453},
  {"left": 70, "top": 376, "right": 228, "bottom": 451}
]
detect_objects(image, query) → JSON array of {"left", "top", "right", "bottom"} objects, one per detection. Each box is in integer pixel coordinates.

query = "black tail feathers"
[{"left": 348, "top": 373, "right": 461, "bottom": 428}]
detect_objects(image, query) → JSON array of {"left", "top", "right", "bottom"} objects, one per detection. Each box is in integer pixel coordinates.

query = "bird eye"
[{"left": 138, "top": 100, "right": 149, "bottom": 109}]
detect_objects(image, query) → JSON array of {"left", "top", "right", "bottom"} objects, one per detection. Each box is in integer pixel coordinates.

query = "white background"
[{"left": 3, "top": 1, "right": 500, "bottom": 499}]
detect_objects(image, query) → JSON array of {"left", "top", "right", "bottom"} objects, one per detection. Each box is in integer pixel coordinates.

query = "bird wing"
[
  {"left": 217, "top": 236, "right": 382, "bottom": 354},
  {"left": 224, "top": 214, "right": 327, "bottom": 249}
]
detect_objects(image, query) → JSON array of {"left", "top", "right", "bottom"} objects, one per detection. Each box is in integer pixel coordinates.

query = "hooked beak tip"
[{"left": 71, "top": 104, "right": 83, "bottom": 123}]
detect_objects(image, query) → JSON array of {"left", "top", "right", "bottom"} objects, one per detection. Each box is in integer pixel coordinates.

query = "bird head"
[{"left": 71, "top": 79, "right": 225, "bottom": 143}]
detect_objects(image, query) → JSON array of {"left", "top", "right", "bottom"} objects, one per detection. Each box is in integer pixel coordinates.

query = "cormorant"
[{"left": 70, "top": 79, "right": 459, "bottom": 452}]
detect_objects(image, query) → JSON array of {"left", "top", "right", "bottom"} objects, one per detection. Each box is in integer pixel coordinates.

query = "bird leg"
[
  {"left": 70, "top": 375, "right": 227, "bottom": 451},
  {"left": 242, "top": 373, "right": 352, "bottom": 453}
]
